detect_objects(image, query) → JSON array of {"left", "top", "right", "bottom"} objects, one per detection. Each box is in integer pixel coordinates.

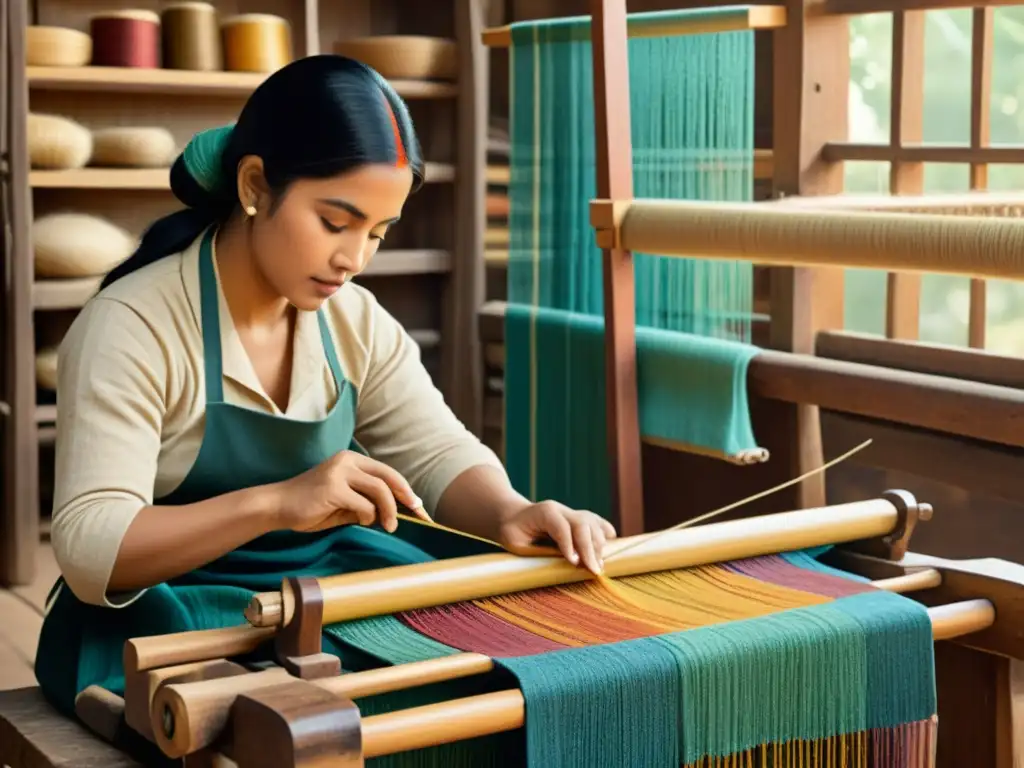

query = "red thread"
[
  {"left": 383, "top": 96, "right": 408, "bottom": 169},
  {"left": 90, "top": 14, "right": 160, "bottom": 68}
]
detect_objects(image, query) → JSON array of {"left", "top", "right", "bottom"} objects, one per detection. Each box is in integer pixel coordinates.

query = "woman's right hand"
[{"left": 270, "top": 450, "right": 426, "bottom": 534}]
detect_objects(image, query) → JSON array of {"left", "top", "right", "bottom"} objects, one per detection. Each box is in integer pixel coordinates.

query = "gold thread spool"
[
  {"left": 161, "top": 2, "right": 221, "bottom": 71},
  {"left": 220, "top": 13, "right": 292, "bottom": 73}
]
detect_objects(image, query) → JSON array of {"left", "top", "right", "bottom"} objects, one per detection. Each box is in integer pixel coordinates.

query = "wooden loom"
[
  {"left": 54, "top": 2, "right": 1024, "bottom": 766},
  {"left": 64, "top": 491, "right": 1018, "bottom": 767}
]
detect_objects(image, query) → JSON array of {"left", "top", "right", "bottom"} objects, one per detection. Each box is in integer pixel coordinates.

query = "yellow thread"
[{"left": 396, "top": 512, "right": 503, "bottom": 548}]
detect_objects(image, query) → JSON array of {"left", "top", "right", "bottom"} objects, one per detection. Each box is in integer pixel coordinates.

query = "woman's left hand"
[{"left": 498, "top": 500, "right": 617, "bottom": 574}]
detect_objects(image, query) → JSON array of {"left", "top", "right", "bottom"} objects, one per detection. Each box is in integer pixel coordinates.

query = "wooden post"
[
  {"left": 450, "top": 0, "right": 489, "bottom": 434},
  {"left": 885, "top": 9, "right": 925, "bottom": 340},
  {"left": 769, "top": 0, "right": 848, "bottom": 509},
  {"left": 589, "top": 0, "right": 645, "bottom": 536},
  {"left": 968, "top": 7, "right": 993, "bottom": 349},
  {"left": 1, "top": 0, "right": 38, "bottom": 586}
]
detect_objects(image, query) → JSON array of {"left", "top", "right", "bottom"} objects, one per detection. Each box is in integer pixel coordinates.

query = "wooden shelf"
[
  {"left": 29, "top": 251, "right": 450, "bottom": 312},
  {"left": 33, "top": 277, "right": 102, "bottom": 310},
  {"left": 35, "top": 405, "right": 56, "bottom": 425},
  {"left": 30, "top": 169, "right": 169, "bottom": 190},
  {"left": 30, "top": 162, "right": 456, "bottom": 191},
  {"left": 26, "top": 66, "right": 458, "bottom": 100}
]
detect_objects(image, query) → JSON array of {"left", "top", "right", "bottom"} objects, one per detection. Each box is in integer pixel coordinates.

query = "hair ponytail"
[{"left": 102, "top": 55, "right": 423, "bottom": 289}]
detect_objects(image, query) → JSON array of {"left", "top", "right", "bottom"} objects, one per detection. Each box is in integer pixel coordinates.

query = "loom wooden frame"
[
  {"left": 476, "top": 0, "right": 1024, "bottom": 548},
  {"left": 61, "top": 490, "right": 1023, "bottom": 767}
]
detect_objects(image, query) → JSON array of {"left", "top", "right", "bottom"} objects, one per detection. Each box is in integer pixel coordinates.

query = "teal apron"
[{"left": 34, "top": 228, "right": 498, "bottom": 763}]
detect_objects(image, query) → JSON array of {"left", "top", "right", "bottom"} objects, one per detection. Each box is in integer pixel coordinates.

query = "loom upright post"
[{"left": 590, "top": 0, "right": 645, "bottom": 536}]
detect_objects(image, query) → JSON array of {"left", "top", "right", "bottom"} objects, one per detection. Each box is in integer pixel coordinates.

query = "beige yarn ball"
[
  {"left": 27, "top": 113, "right": 92, "bottom": 170},
  {"left": 91, "top": 127, "right": 178, "bottom": 168},
  {"left": 33, "top": 213, "right": 136, "bottom": 279},
  {"left": 35, "top": 346, "right": 59, "bottom": 391}
]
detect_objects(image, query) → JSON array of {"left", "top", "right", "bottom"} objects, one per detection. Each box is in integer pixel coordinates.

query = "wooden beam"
[
  {"left": 481, "top": 5, "right": 786, "bottom": 47},
  {"left": 823, "top": 144, "right": 1024, "bottom": 164},
  {"left": 589, "top": 0, "right": 644, "bottom": 536},
  {"left": 885, "top": 9, "right": 925, "bottom": 341},
  {"left": 825, "top": 0, "right": 1023, "bottom": 14},
  {"left": 968, "top": 7, "right": 994, "bottom": 349}
]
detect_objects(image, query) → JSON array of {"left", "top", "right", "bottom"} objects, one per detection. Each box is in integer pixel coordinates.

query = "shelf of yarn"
[
  {"left": 29, "top": 161, "right": 456, "bottom": 190},
  {"left": 26, "top": 65, "right": 459, "bottom": 100}
]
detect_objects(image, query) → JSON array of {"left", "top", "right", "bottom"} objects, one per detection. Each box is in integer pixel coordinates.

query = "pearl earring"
[{"left": 244, "top": 205, "right": 257, "bottom": 217}]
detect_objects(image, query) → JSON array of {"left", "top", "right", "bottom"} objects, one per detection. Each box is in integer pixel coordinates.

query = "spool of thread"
[
  {"left": 90, "top": 10, "right": 160, "bottom": 68},
  {"left": 161, "top": 2, "right": 221, "bottom": 71},
  {"left": 220, "top": 14, "right": 292, "bottom": 73}
]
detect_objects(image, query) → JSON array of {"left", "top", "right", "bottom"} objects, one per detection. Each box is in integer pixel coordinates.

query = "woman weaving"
[{"left": 35, "top": 55, "right": 615, "bottom": 728}]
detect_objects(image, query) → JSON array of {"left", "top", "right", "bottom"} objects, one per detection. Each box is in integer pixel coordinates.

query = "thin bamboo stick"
[{"left": 153, "top": 569, "right": 943, "bottom": 757}]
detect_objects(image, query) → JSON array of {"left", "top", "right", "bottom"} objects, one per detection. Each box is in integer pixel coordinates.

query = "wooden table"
[{"left": 0, "top": 687, "right": 142, "bottom": 768}]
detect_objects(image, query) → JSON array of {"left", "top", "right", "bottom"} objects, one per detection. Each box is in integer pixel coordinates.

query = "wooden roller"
[
  {"left": 589, "top": 198, "right": 1024, "bottom": 281},
  {"left": 150, "top": 568, "right": 945, "bottom": 757},
  {"left": 246, "top": 494, "right": 927, "bottom": 629}
]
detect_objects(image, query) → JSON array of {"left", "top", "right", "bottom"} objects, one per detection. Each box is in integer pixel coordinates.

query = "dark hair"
[{"left": 102, "top": 55, "right": 424, "bottom": 288}]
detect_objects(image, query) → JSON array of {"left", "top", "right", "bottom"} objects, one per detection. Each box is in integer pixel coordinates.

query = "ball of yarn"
[
  {"left": 91, "top": 126, "right": 178, "bottom": 168},
  {"left": 35, "top": 346, "right": 59, "bottom": 391},
  {"left": 33, "top": 213, "right": 136, "bottom": 279},
  {"left": 27, "top": 113, "right": 92, "bottom": 170}
]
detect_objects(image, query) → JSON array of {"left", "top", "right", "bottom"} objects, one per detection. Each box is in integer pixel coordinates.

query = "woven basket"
[
  {"left": 26, "top": 26, "right": 92, "bottom": 67},
  {"left": 333, "top": 36, "right": 457, "bottom": 81}
]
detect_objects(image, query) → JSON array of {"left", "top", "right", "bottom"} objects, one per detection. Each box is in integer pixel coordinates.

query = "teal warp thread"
[
  {"left": 505, "top": 305, "right": 760, "bottom": 520},
  {"left": 503, "top": 14, "right": 760, "bottom": 513}
]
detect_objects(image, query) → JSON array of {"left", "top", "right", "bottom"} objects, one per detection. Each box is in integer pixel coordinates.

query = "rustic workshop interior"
[{"left": 2, "top": 0, "right": 1024, "bottom": 765}]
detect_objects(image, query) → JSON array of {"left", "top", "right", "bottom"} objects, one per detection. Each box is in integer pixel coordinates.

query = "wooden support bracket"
[
  {"left": 231, "top": 679, "right": 363, "bottom": 768},
  {"left": 275, "top": 576, "right": 341, "bottom": 680}
]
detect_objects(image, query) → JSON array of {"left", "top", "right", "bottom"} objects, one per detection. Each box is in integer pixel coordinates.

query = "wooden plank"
[
  {"left": 820, "top": 411, "right": 1024, "bottom": 507},
  {"left": 27, "top": 65, "right": 457, "bottom": 99},
  {"left": 823, "top": 143, "right": 1024, "bottom": 164},
  {"left": 589, "top": 0, "right": 645, "bottom": 536},
  {"left": 815, "top": 330, "right": 1024, "bottom": 388},
  {"left": 968, "top": 7, "right": 994, "bottom": 349},
  {"left": 825, "top": 0, "right": 1022, "bottom": 15},
  {"left": 0, "top": 687, "right": 143, "bottom": 767}
]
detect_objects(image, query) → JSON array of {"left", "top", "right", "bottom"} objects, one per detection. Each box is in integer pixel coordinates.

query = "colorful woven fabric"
[{"left": 324, "top": 545, "right": 937, "bottom": 768}]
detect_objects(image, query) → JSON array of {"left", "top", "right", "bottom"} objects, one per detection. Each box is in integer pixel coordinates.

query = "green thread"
[
  {"left": 504, "top": 21, "right": 761, "bottom": 520},
  {"left": 181, "top": 124, "right": 234, "bottom": 193}
]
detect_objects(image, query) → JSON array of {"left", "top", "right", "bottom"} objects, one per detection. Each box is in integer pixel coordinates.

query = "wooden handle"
[
  {"left": 125, "top": 624, "right": 275, "bottom": 673},
  {"left": 246, "top": 498, "right": 904, "bottom": 628}
]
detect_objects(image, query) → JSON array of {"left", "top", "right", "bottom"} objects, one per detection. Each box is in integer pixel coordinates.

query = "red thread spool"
[{"left": 90, "top": 10, "right": 161, "bottom": 68}]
